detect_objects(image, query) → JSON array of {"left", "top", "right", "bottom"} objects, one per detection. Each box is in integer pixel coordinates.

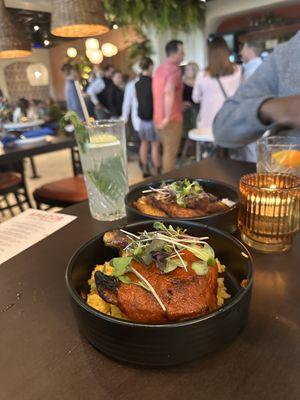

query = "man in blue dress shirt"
[{"left": 241, "top": 40, "right": 263, "bottom": 81}]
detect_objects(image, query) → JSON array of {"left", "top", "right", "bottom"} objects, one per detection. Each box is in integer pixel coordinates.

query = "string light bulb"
[
  {"left": 101, "top": 42, "right": 118, "bottom": 57},
  {"left": 87, "top": 49, "right": 103, "bottom": 64},
  {"left": 85, "top": 38, "right": 99, "bottom": 50},
  {"left": 67, "top": 47, "right": 77, "bottom": 58}
]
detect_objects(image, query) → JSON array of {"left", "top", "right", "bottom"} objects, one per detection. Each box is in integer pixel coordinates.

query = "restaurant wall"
[
  {"left": 0, "top": 48, "right": 53, "bottom": 102},
  {"left": 216, "top": 2, "right": 300, "bottom": 33},
  {"left": 205, "top": 0, "right": 299, "bottom": 34},
  {"left": 49, "top": 26, "right": 141, "bottom": 101},
  {"left": 4, "top": 62, "right": 50, "bottom": 103}
]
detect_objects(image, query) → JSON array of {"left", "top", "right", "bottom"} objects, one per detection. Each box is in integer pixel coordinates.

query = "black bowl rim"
[
  {"left": 66, "top": 220, "right": 253, "bottom": 329},
  {"left": 124, "top": 178, "right": 238, "bottom": 221}
]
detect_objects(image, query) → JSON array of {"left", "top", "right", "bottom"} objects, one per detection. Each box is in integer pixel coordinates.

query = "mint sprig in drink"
[{"left": 64, "top": 112, "right": 128, "bottom": 221}]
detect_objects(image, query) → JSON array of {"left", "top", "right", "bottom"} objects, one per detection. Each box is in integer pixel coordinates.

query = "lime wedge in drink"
[{"left": 87, "top": 133, "right": 120, "bottom": 148}]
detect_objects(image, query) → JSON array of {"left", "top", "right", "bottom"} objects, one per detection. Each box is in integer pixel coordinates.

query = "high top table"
[{"left": 1, "top": 158, "right": 299, "bottom": 400}]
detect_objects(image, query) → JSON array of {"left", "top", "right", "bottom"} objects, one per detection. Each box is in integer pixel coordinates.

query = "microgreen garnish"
[
  {"left": 142, "top": 179, "right": 210, "bottom": 207},
  {"left": 118, "top": 222, "right": 213, "bottom": 275},
  {"left": 110, "top": 257, "right": 132, "bottom": 276},
  {"left": 191, "top": 261, "right": 208, "bottom": 276}
]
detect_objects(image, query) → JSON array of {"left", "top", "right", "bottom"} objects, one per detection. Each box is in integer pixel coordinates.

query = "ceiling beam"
[{"left": 4, "top": 0, "right": 52, "bottom": 13}]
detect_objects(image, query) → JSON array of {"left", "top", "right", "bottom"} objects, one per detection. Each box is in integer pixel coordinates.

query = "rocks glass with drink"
[{"left": 256, "top": 136, "right": 300, "bottom": 176}]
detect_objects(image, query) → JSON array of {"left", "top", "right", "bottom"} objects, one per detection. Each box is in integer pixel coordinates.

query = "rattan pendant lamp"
[
  {"left": 51, "top": 0, "right": 109, "bottom": 38},
  {"left": 0, "top": 0, "right": 31, "bottom": 59}
]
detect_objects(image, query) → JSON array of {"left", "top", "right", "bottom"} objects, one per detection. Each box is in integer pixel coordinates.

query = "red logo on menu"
[{"left": 28, "top": 211, "right": 64, "bottom": 222}]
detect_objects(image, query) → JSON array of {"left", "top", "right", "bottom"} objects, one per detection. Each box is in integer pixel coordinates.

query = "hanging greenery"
[
  {"left": 102, "top": 0, "right": 206, "bottom": 32},
  {"left": 125, "top": 38, "right": 153, "bottom": 69},
  {"left": 128, "top": 38, "right": 153, "bottom": 61}
]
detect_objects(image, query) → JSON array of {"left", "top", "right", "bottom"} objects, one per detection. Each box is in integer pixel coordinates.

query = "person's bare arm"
[
  {"left": 259, "top": 95, "right": 300, "bottom": 127},
  {"left": 158, "top": 80, "right": 175, "bottom": 129}
]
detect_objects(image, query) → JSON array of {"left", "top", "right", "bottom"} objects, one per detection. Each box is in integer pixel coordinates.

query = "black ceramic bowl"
[
  {"left": 66, "top": 220, "right": 253, "bottom": 367},
  {"left": 125, "top": 179, "right": 239, "bottom": 233}
]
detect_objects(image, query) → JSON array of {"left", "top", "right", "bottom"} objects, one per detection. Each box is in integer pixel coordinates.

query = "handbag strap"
[{"left": 216, "top": 77, "right": 228, "bottom": 99}]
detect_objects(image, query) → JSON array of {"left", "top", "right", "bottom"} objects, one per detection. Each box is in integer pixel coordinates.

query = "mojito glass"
[{"left": 75, "top": 120, "right": 128, "bottom": 221}]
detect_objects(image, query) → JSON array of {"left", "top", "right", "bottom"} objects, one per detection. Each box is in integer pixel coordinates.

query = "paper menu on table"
[{"left": 0, "top": 209, "right": 77, "bottom": 264}]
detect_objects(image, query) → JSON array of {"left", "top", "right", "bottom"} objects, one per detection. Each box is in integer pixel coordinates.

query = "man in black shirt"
[
  {"left": 135, "top": 58, "right": 161, "bottom": 177},
  {"left": 97, "top": 65, "right": 114, "bottom": 115},
  {"left": 107, "top": 70, "right": 124, "bottom": 117}
]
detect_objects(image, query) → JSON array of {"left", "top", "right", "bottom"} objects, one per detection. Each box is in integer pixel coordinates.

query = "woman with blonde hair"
[{"left": 192, "top": 37, "right": 241, "bottom": 137}]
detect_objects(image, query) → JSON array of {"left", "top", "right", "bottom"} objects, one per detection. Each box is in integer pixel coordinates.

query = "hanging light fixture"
[
  {"left": 67, "top": 47, "right": 77, "bottom": 58},
  {"left": 85, "top": 38, "right": 99, "bottom": 50},
  {"left": 86, "top": 49, "right": 103, "bottom": 64},
  {"left": 26, "top": 64, "right": 49, "bottom": 86},
  {"left": 0, "top": 0, "right": 32, "bottom": 59},
  {"left": 51, "top": 0, "right": 109, "bottom": 38},
  {"left": 101, "top": 43, "right": 118, "bottom": 57}
]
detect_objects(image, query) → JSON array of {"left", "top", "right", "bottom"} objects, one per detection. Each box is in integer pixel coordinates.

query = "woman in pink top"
[{"left": 192, "top": 37, "right": 241, "bottom": 136}]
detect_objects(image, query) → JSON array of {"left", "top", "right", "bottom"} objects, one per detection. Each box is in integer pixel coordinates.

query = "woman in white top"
[{"left": 192, "top": 37, "right": 241, "bottom": 136}]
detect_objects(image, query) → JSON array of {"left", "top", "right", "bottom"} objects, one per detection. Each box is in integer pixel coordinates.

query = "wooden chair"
[
  {"left": 0, "top": 172, "right": 32, "bottom": 217},
  {"left": 33, "top": 147, "right": 88, "bottom": 209},
  {"left": 33, "top": 175, "right": 88, "bottom": 209}
]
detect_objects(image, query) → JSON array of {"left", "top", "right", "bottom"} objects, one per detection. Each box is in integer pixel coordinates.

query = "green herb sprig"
[
  {"left": 87, "top": 156, "right": 127, "bottom": 200},
  {"left": 143, "top": 179, "right": 208, "bottom": 208},
  {"left": 63, "top": 111, "right": 89, "bottom": 153}
]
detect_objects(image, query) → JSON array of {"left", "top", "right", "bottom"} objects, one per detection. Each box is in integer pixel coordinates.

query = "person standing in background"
[
  {"left": 192, "top": 37, "right": 241, "bottom": 140},
  {"left": 182, "top": 62, "right": 199, "bottom": 137},
  {"left": 235, "top": 40, "right": 264, "bottom": 161},
  {"left": 153, "top": 40, "right": 184, "bottom": 172},
  {"left": 122, "top": 65, "right": 141, "bottom": 137},
  {"left": 135, "top": 57, "right": 161, "bottom": 178},
  {"left": 98, "top": 64, "right": 115, "bottom": 118},
  {"left": 241, "top": 40, "right": 263, "bottom": 81},
  {"left": 107, "top": 70, "right": 124, "bottom": 118},
  {"left": 86, "top": 65, "right": 105, "bottom": 119},
  {"left": 62, "top": 63, "right": 84, "bottom": 120}
]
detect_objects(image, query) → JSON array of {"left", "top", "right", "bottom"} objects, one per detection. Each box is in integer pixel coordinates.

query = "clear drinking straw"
[{"left": 74, "top": 80, "right": 90, "bottom": 123}]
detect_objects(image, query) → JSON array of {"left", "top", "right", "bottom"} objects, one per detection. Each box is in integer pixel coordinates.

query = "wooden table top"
[
  {"left": 0, "top": 136, "right": 75, "bottom": 165},
  {"left": 1, "top": 158, "right": 299, "bottom": 400}
]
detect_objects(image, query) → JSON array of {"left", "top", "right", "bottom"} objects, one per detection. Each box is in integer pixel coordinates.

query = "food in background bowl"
[
  {"left": 133, "top": 179, "right": 235, "bottom": 219},
  {"left": 86, "top": 222, "right": 231, "bottom": 324},
  {"left": 125, "top": 179, "right": 238, "bottom": 233}
]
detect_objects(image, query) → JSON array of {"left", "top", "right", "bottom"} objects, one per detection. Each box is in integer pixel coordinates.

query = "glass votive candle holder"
[{"left": 238, "top": 173, "right": 300, "bottom": 253}]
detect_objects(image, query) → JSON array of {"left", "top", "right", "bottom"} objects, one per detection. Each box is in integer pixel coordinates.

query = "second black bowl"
[{"left": 125, "top": 178, "right": 239, "bottom": 233}]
